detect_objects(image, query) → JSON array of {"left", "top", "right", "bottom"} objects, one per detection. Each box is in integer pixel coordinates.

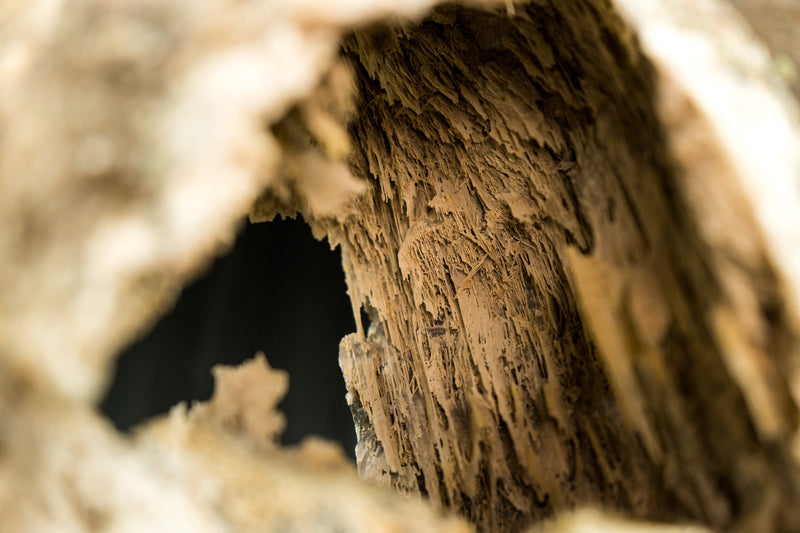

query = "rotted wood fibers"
[
  {"left": 324, "top": 2, "right": 800, "bottom": 533},
  {"left": 2, "top": 0, "right": 799, "bottom": 532}
]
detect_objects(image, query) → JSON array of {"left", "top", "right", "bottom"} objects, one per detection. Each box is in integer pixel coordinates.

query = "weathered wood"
[
  {"left": 320, "top": 2, "right": 800, "bottom": 532},
  {"left": 1, "top": 0, "right": 799, "bottom": 532}
]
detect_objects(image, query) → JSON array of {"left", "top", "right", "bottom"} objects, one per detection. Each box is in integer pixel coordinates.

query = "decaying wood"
[
  {"left": 0, "top": 0, "right": 799, "bottom": 532},
  {"left": 321, "top": 2, "right": 800, "bottom": 532}
]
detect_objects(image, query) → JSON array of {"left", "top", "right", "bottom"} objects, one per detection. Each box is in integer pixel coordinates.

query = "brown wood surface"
[
  {"left": 1, "top": 0, "right": 799, "bottom": 531},
  {"left": 312, "top": 2, "right": 800, "bottom": 532}
]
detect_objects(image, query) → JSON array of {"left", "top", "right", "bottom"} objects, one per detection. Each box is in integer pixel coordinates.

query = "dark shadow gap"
[{"left": 100, "top": 217, "right": 358, "bottom": 458}]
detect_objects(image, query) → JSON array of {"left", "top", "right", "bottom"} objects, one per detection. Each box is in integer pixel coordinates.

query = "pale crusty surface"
[
  {"left": 136, "top": 354, "right": 475, "bottom": 533},
  {"left": 189, "top": 353, "right": 288, "bottom": 452},
  {"left": 0, "top": 351, "right": 476, "bottom": 532},
  {"left": 0, "top": 0, "right": 439, "bottom": 403}
]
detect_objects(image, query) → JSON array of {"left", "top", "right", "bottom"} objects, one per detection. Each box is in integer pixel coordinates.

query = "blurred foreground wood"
[{"left": 0, "top": 0, "right": 799, "bottom": 532}]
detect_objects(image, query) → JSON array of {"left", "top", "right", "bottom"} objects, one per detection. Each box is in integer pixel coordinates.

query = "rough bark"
[
  {"left": 320, "top": 2, "right": 800, "bottom": 532},
  {"left": 0, "top": 0, "right": 799, "bottom": 532}
]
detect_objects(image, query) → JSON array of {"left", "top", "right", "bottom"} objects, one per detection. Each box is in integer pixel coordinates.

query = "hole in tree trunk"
[{"left": 100, "top": 217, "right": 357, "bottom": 456}]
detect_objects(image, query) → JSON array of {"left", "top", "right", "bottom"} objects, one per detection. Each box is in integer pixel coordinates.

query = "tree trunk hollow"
[{"left": 322, "top": 2, "right": 800, "bottom": 533}]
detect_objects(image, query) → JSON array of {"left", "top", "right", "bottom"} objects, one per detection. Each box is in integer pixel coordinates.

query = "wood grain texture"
[
  {"left": 1, "top": 0, "right": 799, "bottom": 531},
  {"left": 316, "top": 2, "right": 800, "bottom": 532}
]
